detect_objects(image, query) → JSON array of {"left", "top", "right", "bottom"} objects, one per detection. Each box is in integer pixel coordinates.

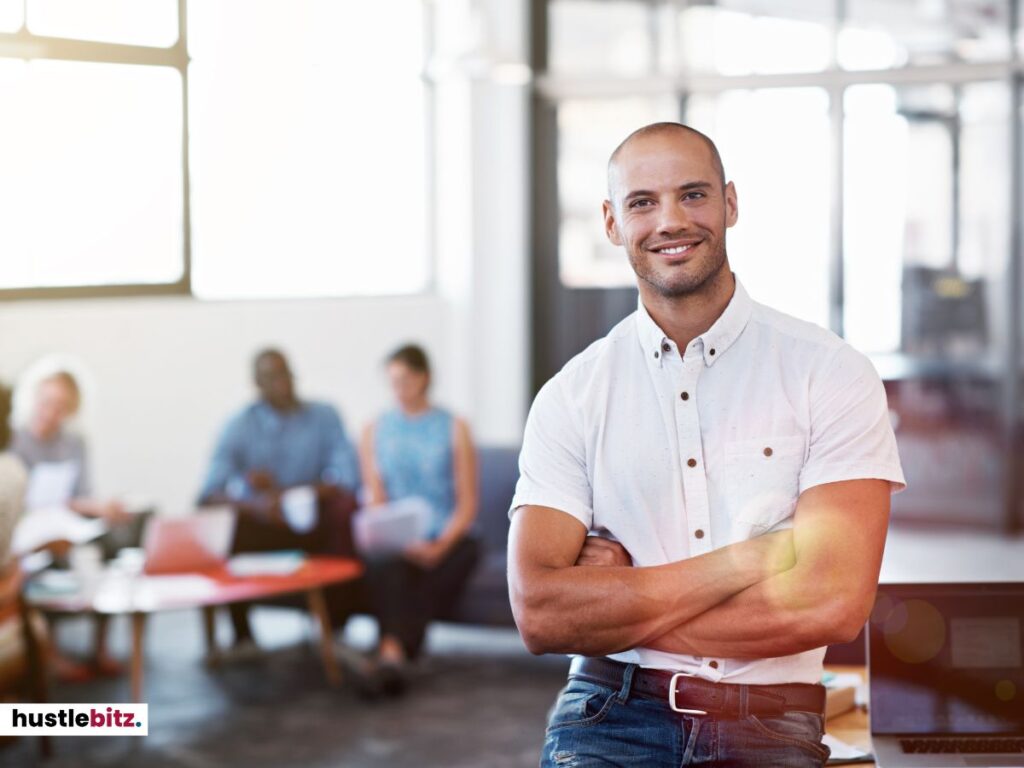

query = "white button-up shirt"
[{"left": 511, "top": 279, "right": 905, "bottom": 684}]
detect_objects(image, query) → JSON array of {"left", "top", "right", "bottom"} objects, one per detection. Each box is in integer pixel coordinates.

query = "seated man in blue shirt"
[{"left": 199, "top": 348, "right": 360, "bottom": 650}]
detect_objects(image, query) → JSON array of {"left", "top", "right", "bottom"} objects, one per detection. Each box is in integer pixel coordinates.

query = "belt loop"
[
  {"left": 738, "top": 685, "right": 749, "bottom": 718},
  {"left": 617, "top": 663, "right": 637, "bottom": 703}
]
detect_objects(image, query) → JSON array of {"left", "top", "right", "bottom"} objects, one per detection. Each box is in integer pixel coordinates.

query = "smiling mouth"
[{"left": 650, "top": 241, "right": 701, "bottom": 257}]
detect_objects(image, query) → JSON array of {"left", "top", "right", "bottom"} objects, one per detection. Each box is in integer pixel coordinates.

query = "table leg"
[
  {"left": 306, "top": 588, "right": 341, "bottom": 687},
  {"left": 202, "top": 606, "right": 220, "bottom": 665},
  {"left": 130, "top": 613, "right": 146, "bottom": 702}
]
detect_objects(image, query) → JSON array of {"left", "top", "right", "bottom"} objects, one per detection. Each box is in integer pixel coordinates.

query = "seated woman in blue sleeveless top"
[{"left": 359, "top": 344, "right": 479, "bottom": 683}]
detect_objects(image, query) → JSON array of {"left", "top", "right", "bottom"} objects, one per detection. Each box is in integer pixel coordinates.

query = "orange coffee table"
[{"left": 26, "top": 556, "right": 363, "bottom": 701}]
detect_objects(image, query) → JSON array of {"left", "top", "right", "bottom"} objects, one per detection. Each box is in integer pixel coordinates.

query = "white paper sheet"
[
  {"left": 25, "top": 461, "right": 79, "bottom": 510},
  {"left": 822, "top": 733, "right": 872, "bottom": 762},
  {"left": 352, "top": 497, "right": 431, "bottom": 555},
  {"left": 12, "top": 506, "right": 106, "bottom": 555}
]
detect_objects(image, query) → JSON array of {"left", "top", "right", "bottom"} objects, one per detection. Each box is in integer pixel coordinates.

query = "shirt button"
[
  {"left": 709, "top": 348, "right": 716, "bottom": 356},
  {"left": 763, "top": 447, "right": 773, "bottom": 457},
  {"left": 694, "top": 528, "right": 704, "bottom": 539},
  {"left": 680, "top": 391, "right": 689, "bottom": 401},
  {"left": 654, "top": 350, "right": 660, "bottom": 359},
  {"left": 662, "top": 342, "right": 671, "bottom": 353},
  {"left": 687, "top": 458, "right": 697, "bottom": 468},
  {"left": 709, "top": 660, "right": 719, "bottom": 669}
]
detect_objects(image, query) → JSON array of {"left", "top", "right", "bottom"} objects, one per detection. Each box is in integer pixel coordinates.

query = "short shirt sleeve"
[
  {"left": 799, "top": 345, "right": 906, "bottom": 495},
  {"left": 509, "top": 375, "right": 594, "bottom": 529}
]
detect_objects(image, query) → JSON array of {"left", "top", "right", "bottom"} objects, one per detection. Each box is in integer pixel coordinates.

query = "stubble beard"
[{"left": 629, "top": 236, "right": 729, "bottom": 300}]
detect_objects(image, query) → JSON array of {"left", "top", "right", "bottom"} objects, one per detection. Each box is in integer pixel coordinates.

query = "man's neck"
[
  {"left": 264, "top": 398, "right": 300, "bottom": 414},
  {"left": 640, "top": 268, "right": 736, "bottom": 353}
]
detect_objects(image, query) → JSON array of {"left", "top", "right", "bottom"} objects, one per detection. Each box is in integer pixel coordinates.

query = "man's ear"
[
  {"left": 603, "top": 200, "right": 623, "bottom": 246},
  {"left": 724, "top": 181, "right": 738, "bottom": 228}
]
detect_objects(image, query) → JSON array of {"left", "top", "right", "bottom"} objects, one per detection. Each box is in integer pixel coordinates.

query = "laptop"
[
  {"left": 141, "top": 508, "right": 236, "bottom": 574},
  {"left": 869, "top": 582, "right": 1024, "bottom": 767}
]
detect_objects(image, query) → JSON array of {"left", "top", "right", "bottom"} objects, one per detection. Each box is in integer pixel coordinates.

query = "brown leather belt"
[{"left": 569, "top": 656, "right": 826, "bottom": 718}]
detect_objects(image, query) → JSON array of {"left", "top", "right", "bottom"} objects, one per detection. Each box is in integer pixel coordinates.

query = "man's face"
[
  {"left": 603, "top": 131, "right": 738, "bottom": 299},
  {"left": 255, "top": 354, "right": 296, "bottom": 410}
]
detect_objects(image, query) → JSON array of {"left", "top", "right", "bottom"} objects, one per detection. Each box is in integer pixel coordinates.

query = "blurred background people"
[
  {"left": 11, "top": 371, "right": 129, "bottom": 528},
  {"left": 11, "top": 369, "right": 132, "bottom": 679},
  {"left": 198, "top": 347, "right": 360, "bottom": 653},
  {"left": 359, "top": 344, "right": 479, "bottom": 689}
]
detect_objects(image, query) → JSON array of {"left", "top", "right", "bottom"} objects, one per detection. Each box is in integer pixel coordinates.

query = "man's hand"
[
  {"left": 315, "top": 483, "right": 340, "bottom": 502},
  {"left": 99, "top": 500, "right": 130, "bottom": 525},
  {"left": 247, "top": 469, "right": 276, "bottom": 493},
  {"left": 575, "top": 536, "right": 632, "bottom": 567}
]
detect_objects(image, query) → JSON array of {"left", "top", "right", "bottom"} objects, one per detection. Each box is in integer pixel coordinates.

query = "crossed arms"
[{"left": 507, "top": 479, "right": 890, "bottom": 659}]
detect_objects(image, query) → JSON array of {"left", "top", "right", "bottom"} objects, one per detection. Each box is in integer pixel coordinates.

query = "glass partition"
[
  {"left": 538, "top": 0, "right": 1021, "bottom": 529},
  {"left": 677, "top": 0, "right": 833, "bottom": 76},
  {"left": 838, "top": 0, "right": 1011, "bottom": 69}
]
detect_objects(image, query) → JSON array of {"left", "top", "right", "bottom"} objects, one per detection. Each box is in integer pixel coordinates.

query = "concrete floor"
[
  {"left": 0, "top": 612, "right": 569, "bottom": 768},
  {"left": 1, "top": 524, "right": 1021, "bottom": 767}
]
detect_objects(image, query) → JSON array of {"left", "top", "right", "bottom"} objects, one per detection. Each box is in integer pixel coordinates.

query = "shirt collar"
[
  {"left": 635, "top": 276, "right": 754, "bottom": 368},
  {"left": 254, "top": 400, "right": 306, "bottom": 424}
]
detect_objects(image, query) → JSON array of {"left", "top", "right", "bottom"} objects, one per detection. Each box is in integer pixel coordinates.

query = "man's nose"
[{"left": 655, "top": 201, "right": 692, "bottom": 236}]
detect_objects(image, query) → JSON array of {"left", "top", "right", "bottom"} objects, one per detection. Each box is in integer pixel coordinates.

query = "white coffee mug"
[
  {"left": 69, "top": 543, "right": 103, "bottom": 597},
  {"left": 281, "top": 486, "right": 317, "bottom": 534}
]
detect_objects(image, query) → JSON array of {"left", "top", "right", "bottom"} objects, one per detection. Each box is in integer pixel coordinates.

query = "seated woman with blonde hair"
[
  {"left": 11, "top": 370, "right": 127, "bottom": 525},
  {"left": 359, "top": 344, "right": 480, "bottom": 691},
  {"left": 11, "top": 369, "right": 130, "bottom": 679}
]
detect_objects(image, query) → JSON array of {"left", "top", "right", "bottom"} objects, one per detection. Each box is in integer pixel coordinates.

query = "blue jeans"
[{"left": 540, "top": 667, "right": 831, "bottom": 767}]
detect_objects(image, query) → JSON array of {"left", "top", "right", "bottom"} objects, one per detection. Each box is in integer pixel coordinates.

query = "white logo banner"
[{"left": 0, "top": 704, "right": 148, "bottom": 736}]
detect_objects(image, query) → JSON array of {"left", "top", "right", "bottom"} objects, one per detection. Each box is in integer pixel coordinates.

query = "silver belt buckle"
[{"left": 668, "top": 672, "right": 708, "bottom": 716}]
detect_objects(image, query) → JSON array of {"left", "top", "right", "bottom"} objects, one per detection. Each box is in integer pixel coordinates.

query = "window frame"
[
  {"left": 0, "top": 0, "right": 437, "bottom": 302},
  {"left": 0, "top": 0, "right": 192, "bottom": 301}
]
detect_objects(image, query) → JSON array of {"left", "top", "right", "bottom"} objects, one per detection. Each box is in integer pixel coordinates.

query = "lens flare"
[{"left": 883, "top": 599, "right": 945, "bottom": 664}]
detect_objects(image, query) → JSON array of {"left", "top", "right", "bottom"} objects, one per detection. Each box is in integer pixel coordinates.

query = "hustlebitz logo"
[{"left": 0, "top": 703, "right": 149, "bottom": 736}]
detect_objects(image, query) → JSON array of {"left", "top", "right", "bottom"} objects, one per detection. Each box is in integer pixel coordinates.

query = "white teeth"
[{"left": 658, "top": 245, "right": 691, "bottom": 255}]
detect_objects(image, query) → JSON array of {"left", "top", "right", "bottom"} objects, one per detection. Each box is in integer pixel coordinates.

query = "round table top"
[{"left": 25, "top": 556, "right": 363, "bottom": 615}]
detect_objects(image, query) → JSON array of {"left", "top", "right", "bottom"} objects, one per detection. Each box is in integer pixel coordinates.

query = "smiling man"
[{"left": 508, "top": 123, "right": 905, "bottom": 767}]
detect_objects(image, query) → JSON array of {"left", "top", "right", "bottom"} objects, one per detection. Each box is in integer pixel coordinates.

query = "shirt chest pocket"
[{"left": 723, "top": 435, "right": 806, "bottom": 537}]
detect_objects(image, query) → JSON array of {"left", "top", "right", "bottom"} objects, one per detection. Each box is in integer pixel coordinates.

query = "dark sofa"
[{"left": 438, "top": 445, "right": 520, "bottom": 626}]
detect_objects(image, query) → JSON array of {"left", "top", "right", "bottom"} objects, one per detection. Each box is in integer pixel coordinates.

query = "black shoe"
[
  {"left": 377, "top": 662, "right": 409, "bottom": 698},
  {"left": 334, "top": 644, "right": 384, "bottom": 700}
]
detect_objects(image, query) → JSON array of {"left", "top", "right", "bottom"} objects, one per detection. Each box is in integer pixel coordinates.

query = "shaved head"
[
  {"left": 608, "top": 122, "right": 725, "bottom": 203},
  {"left": 601, "top": 121, "right": 737, "bottom": 301}
]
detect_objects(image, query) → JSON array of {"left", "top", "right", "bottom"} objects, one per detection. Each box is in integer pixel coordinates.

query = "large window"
[
  {"left": 0, "top": 5, "right": 184, "bottom": 295},
  {"left": 0, "top": 0, "right": 430, "bottom": 299}
]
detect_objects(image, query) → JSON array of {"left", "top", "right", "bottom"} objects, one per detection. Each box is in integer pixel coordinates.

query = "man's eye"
[
  {"left": 629, "top": 199, "right": 654, "bottom": 208},
  {"left": 684, "top": 191, "right": 706, "bottom": 200}
]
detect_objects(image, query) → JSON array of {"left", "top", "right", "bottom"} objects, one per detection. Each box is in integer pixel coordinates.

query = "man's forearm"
[
  {"left": 647, "top": 481, "right": 891, "bottom": 659},
  {"left": 645, "top": 563, "right": 863, "bottom": 659},
  {"left": 513, "top": 536, "right": 790, "bottom": 657}
]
